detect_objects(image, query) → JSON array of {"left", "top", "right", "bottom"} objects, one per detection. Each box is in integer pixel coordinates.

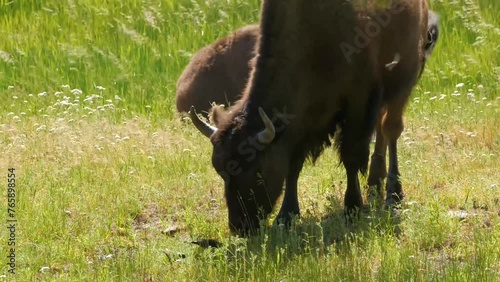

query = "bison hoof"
[
  {"left": 274, "top": 211, "right": 300, "bottom": 227},
  {"left": 385, "top": 192, "right": 404, "bottom": 209}
]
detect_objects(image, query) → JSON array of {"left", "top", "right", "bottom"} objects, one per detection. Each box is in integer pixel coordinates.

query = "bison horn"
[
  {"left": 257, "top": 107, "right": 275, "bottom": 144},
  {"left": 189, "top": 106, "right": 217, "bottom": 138}
]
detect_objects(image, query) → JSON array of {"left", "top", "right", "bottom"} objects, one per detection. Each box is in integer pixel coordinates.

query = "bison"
[
  {"left": 190, "top": 0, "right": 436, "bottom": 236},
  {"left": 176, "top": 25, "right": 260, "bottom": 117}
]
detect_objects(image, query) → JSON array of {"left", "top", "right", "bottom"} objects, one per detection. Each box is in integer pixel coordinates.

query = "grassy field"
[{"left": 0, "top": 0, "right": 499, "bottom": 280}]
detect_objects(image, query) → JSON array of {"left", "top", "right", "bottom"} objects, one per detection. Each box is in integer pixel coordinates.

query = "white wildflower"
[
  {"left": 71, "top": 89, "right": 83, "bottom": 95},
  {"left": 39, "top": 266, "right": 50, "bottom": 273},
  {"left": 0, "top": 50, "right": 14, "bottom": 64},
  {"left": 36, "top": 125, "right": 46, "bottom": 132},
  {"left": 101, "top": 254, "right": 113, "bottom": 260}
]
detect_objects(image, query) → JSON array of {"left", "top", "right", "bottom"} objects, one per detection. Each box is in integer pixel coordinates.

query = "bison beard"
[{"left": 190, "top": 0, "right": 432, "bottom": 236}]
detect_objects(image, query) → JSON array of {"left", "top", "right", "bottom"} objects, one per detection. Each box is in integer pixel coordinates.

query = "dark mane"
[{"left": 216, "top": 1, "right": 362, "bottom": 164}]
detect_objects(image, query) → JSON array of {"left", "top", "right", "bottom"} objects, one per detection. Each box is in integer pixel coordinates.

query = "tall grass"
[
  {"left": 0, "top": 0, "right": 498, "bottom": 281},
  {"left": 1, "top": 0, "right": 260, "bottom": 121}
]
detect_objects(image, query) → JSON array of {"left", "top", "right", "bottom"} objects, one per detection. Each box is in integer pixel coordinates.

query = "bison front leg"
[
  {"left": 342, "top": 83, "right": 383, "bottom": 215},
  {"left": 341, "top": 122, "right": 371, "bottom": 215},
  {"left": 380, "top": 103, "right": 405, "bottom": 207},
  {"left": 340, "top": 131, "right": 367, "bottom": 216},
  {"left": 275, "top": 153, "right": 305, "bottom": 226},
  {"left": 343, "top": 163, "right": 364, "bottom": 215}
]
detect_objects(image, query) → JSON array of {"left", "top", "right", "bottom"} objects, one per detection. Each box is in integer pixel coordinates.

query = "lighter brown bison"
[{"left": 176, "top": 25, "right": 259, "bottom": 117}]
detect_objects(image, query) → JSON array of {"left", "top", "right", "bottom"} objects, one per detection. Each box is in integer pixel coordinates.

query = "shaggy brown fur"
[
  {"left": 179, "top": 11, "right": 437, "bottom": 119},
  {"left": 176, "top": 25, "right": 260, "bottom": 116},
  {"left": 190, "top": 0, "right": 431, "bottom": 236}
]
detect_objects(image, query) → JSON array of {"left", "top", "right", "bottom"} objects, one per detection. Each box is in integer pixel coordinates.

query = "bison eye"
[
  {"left": 427, "top": 32, "right": 433, "bottom": 43},
  {"left": 426, "top": 28, "right": 438, "bottom": 48}
]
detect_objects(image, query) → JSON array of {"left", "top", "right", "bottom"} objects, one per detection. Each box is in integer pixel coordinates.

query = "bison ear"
[{"left": 210, "top": 105, "right": 225, "bottom": 127}]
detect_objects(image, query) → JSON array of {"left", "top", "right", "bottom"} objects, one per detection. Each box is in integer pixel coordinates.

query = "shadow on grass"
[
  {"left": 190, "top": 200, "right": 404, "bottom": 273},
  {"left": 248, "top": 203, "right": 402, "bottom": 255}
]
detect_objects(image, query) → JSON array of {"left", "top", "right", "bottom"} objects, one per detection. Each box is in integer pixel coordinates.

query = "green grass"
[{"left": 0, "top": 0, "right": 499, "bottom": 280}]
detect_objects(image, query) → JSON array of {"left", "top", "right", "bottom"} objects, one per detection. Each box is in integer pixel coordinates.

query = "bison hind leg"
[{"left": 367, "top": 114, "right": 388, "bottom": 204}]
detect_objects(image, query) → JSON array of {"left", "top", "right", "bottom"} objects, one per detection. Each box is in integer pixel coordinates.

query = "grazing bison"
[
  {"left": 176, "top": 25, "right": 260, "bottom": 116},
  {"left": 190, "top": 0, "right": 433, "bottom": 236}
]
